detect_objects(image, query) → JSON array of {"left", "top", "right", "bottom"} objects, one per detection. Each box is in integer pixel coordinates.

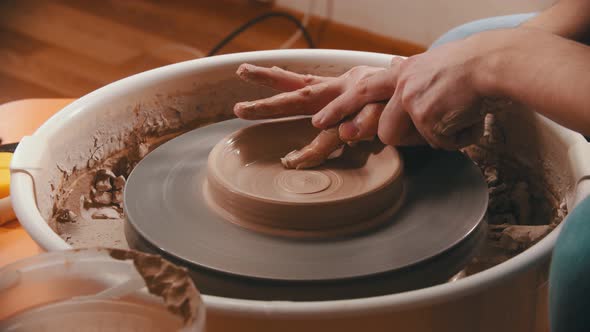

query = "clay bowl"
[{"left": 205, "top": 117, "right": 404, "bottom": 238}]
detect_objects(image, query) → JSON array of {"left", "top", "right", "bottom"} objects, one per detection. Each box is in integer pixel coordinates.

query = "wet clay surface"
[{"left": 205, "top": 118, "right": 404, "bottom": 237}]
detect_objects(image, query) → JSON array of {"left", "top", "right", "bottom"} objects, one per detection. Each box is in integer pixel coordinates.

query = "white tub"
[{"left": 9, "top": 50, "right": 590, "bottom": 332}]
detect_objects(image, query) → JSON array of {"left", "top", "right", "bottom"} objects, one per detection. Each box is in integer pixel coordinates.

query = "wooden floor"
[{"left": 0, "top": 0, "right": 425, "bottom": 105}]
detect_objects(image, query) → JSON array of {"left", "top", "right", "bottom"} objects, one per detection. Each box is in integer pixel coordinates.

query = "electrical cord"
[{"left": 207, "top": 11, "right": 315, "bottom": 56}]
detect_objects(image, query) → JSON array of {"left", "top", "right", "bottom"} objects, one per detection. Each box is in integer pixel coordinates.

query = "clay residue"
[
  {"left": 108, "top": 248, "right": 202, "bottom": 325},
  {"left": 51, "top": 104, "right": 228, "bottom": 247},
  {"left": 51, "top": 101, "right": 569, "bottom": 285},
  {"left": 459, "top": 113, "right": 567, "bottom": 276}
]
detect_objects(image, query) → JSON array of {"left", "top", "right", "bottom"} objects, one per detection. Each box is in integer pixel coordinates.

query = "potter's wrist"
[
  {"left": 467, "top": 32, "right": 510, "bottom": 99},
  {"left": 467, "top": 29, "right": 528, "bottom": 101}
]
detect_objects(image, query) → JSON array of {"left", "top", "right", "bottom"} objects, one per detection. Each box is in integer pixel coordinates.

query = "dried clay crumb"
[
  {"left": 113, "top": 175, "right": 126, "bottom": 190},
  {"left": 89, "top": 168, "right": 126, "bottom": 207},
  {"left": 498, "top": 225, "right": 552, "bottom": 252},
  {"left": 95, "top": 169, "right": 115, "bottom": 191},
  {"left": 112, "top": 190, "right": 124, "bottom": 204},
  {"left": 91, "top": 207, "right": 122, "bottom": 220},
  {"left": 483, "top": 166, "right": 499, "bottom": 187},
  {"left": 92, "top": 188, "right": 112, "bottom": 205},
  {"left": 56, "top": 209, "right": 78, "bottom": 223}
]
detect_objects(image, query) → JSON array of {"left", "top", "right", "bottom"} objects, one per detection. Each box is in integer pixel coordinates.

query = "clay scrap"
[
  {"left": 85, "top": 168, "right": 126, "bottom": 219},
  {"left": 108, "top": 248, "right": 202, "bottom": 325}
]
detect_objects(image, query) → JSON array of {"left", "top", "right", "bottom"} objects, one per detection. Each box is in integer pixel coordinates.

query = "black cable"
[{"left": 207, "top": 11, "right": 315, "bottom": 56}]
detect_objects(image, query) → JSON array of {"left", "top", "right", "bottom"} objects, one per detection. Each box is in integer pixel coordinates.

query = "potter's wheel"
[{"left": 124, "top": 118, "right": 488, "bottom": 301}]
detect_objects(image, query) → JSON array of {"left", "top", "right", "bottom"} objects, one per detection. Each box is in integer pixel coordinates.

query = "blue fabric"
[
  {"left": 429, "top": 13, "right": 537, "bottom": 49},
  {"left": 549, "top": 195, "right": 590, "bottom": 332}
]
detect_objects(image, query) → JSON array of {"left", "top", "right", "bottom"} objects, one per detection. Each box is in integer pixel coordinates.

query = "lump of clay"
[
  {"left": 56, "top": 209, "right": 78, "bottom": 223},
  {"left": 92, "top": 188, "right": 112, "bottom": 205},
  {"left": 90, "top": 169, "right": 126, "bottom": 208},
  {"left": 281, "top": 127, "right": 344, "bottom": 169},
  {"left": 138, "top": 142, "right": 149, "bottom": 159},
  {"left": 95, "top": 169, "right": 115, "bottom": 192},
  {"left": 112, "top": 190, "right": 124, "bottom": 204},
  {"left": 92, "top": 207, "right": 122, "bottom": 220},
  {"left": 499, "top": 225, "right": 552, "bottom": 252},
  {"left": 483, "top": 166, "right": 499, "bottom": 187},
  {"left": 113, "top": 175, "right": 126, "bottom": 190}
]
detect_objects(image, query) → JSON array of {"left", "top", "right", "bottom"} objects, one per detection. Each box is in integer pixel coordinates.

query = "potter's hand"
[
  {"left": 311, "top": 45, "right": 498, "bottom": 150},
  {"left": 234, "top": 64, "right": 387, "bottom": 169},
  {"left": 234, "top": 64, "right": 387, "bottom": 142}
]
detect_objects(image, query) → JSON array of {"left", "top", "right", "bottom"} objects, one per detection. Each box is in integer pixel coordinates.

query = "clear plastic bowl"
[{"left": 0, "top": 248, "right": 205, "bottom": 332}]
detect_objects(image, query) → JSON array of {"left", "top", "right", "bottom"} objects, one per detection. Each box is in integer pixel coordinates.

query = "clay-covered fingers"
[
  {"left": 312, "top": 66, "right": 399, "bottom": 129},
  {"left": 426, "top": 104, "right": 486, "bottom": 149},
  {"left": 338, "top": 103, "right": 385, "bottom": 142},
  {"left": 236, "top": 63, "right": 331, "bottom": 92},
  {"left": 281, "top": 127, "right": 343, "bottom": 170},
  {"left": 234, "top": 82, "right": 342, "bottom": 120}
]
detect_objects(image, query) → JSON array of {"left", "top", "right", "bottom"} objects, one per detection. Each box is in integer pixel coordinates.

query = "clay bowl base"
[{"left": 205, "top": 117, "right": 405, "bottom": 239}]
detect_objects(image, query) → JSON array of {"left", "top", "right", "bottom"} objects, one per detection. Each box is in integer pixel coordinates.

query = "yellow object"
[{"left": 0, "top": 152, "right": 12, "bottom": 199}]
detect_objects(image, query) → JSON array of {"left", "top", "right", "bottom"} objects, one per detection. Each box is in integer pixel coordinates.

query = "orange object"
[
  {"left": 0, "top": 153, "right": 12, "bottom": 199},
  {"left": 0, "top": 98, "right": 74, "bottom": 267}
]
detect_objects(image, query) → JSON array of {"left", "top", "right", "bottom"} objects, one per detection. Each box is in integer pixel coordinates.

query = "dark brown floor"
[{"left": 0, "top": 0, "right": 425, "bottom": 105}]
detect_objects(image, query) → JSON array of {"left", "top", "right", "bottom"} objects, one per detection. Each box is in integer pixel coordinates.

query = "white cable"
[{"left": 279, "top": 0, "right": 314, "bottom": 49}]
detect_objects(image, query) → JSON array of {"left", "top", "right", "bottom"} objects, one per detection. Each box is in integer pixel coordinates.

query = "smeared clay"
[{"left": 108, "top": 248, "right": 202, "bottom": 325}]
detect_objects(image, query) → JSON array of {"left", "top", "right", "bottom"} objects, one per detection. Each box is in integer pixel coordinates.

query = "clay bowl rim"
[{"left": 206, "top": 118, "right": 404, "bottom": 206}]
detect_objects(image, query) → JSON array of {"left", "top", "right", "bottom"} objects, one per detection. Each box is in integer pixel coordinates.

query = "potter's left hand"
[{"left": 234, "top": 64, "right": 394, "bottom": 143}]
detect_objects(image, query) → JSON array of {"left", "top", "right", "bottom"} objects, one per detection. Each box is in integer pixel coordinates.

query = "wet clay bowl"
[{"left": 205, "top": 117, "right": 404, "bottom": 238}]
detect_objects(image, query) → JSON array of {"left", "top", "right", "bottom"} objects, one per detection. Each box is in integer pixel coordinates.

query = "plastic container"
[
  {"left": 0, "top": 99, "right": 73, "bottom": 225},
  {"left": 9, "top": 50, "right": 590, "bottom": 331},
  {"left": 0, "top": 248, "right": 205, "bottom": 332}
]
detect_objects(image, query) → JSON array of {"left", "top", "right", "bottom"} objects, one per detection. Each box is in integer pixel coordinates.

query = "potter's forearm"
[
  {"left": 475, "top": 29, "right": 590, "bottom": 134},
  {"left": 521, "top": 0, "right": 590, "bottom": 42}
]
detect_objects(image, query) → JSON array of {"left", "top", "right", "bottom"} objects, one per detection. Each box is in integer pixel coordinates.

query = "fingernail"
[
  {"left": 340, "top": 123, "right": 359, "bottom": 140},
  {"left": 312, "top": 113, "right": 326, "bottom": 127},
  {"left": 242, "top": 102, "right": 256, "bottom": 109},
  {"left": 234, "top": 102, "right": 256, "bottom": 117}
]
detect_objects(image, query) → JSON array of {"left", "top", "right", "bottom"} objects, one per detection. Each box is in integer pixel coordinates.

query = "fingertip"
[
  {"left": 338, "top": 122, "right": 359, "bottom": 141},
  {"left": 233, "top": 103, "right": 245, "bottom": 118},
  {"left": 233, "top": 102, "right": 254, "bottom": 119},
  {"left": 311, "top": 113, "right": 327, "bottom": 129},
  {"left": 236, "top": 63, "right": 255, "bottom": 77}
]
